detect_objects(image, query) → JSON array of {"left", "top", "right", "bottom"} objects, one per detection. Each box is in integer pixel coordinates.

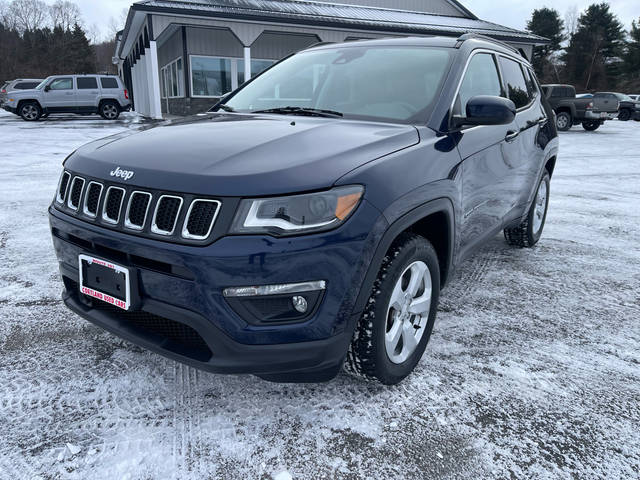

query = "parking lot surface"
[{"left": 0, "top": 110, "right": 639, "bottom": 479}]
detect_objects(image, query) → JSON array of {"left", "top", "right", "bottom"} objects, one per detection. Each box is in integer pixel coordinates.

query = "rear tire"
[
  {"left": 19, "top": 102, "right": 41, "bottom": 121},
  {"left": 582, "top": 121, "right": 600, "bottom": 131},
  {"left": 556, "top": 111, "right": 571, "bottom": 131},
  {"left": 618, "top": 109, "right": 631, "bottom": 121},
  {"left": 344, "top": 233, "right": 440, "bottom": 385},
  {"left": 99, "top": 101, "right": 120, "bottom": 120},
  {"left": 504, "top": 171, "right": 550, "bottom": 248}
]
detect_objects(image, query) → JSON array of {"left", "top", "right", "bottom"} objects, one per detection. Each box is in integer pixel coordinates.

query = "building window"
[
  {"left": 190, "top": 56, "right": 275, "bottom": 98},
  {"left": 160, "top": 57, "right": 184, "bottom": 99},
  {"left": 191, "top": 56, "right": 233, "bottom": 97},
  {"left": 237, "top": 59, "right": 276, "bottom": 87}
]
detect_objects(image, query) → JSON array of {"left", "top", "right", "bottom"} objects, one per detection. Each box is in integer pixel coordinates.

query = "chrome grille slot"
[
  {"left": 102, "top": 186, "right": 125, "bottom": 224},
  {"left": 182, "top": 199, "right": 221, "bottom": 240},
  {"left": 152, "top": 195, "right": 183, "bottom": 235},
  {"left": 125, "top": 191, "right": 152, "bottom": 230},
  {"left": 56, "top": 171, "right": 71, "bottom": 203},
  {"left": 67, "top": 177, "right": 85, "bottom": 211},
  {"left": 83, "top": 181, "right": 103, "bottom": 217}
]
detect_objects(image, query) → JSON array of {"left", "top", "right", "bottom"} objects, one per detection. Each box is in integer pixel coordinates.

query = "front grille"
[
  {"left": 68, "top": 279, "right": 212, "bottom": 361},
  {"left": 152, "top": 196, "right": 182, "bottom": 235},
  {"left": 125, "top": 191, "right": 151, "bottom": 230},
  {"left": 183, "top": 200, "right": 221, "bottom": 239},
  {"left": 102, "top": 187, "right": 125, "bottom": 224},
  {"left": 67, "top": 177, "right": 85, "bottom": 210},
  {"left": 54, "top": 170, "right": 222, "bottom": 244},
  {"left": 57, "top": 171, "right": 71, "bottom": 203},
  {"left": 83, "top": 182, "right": 103, "bottom": 217}
]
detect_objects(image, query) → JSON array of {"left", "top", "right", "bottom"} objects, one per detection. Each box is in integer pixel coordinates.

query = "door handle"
[{"left": 505, "top": 130, "right": 519, "bottom": 142}]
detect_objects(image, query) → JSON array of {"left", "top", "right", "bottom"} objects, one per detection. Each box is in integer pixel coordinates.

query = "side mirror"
[
  {"left": 453, "top": 95, "right": 516, "bottom": 128},
  {"left": 44, "top": 85, "right": 51, "bottom": 92}
]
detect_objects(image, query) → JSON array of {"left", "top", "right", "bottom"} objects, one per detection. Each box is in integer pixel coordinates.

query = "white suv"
[{"left": 2, "top": 75, "right": 131, "bottom": 121}]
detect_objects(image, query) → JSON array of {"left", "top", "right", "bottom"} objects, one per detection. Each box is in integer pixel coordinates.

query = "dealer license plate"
[{"left": 78, "top": 254, "right": 131, "bottom": 310}]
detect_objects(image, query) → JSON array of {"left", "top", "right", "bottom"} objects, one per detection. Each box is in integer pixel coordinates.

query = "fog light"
[{"left": 292, "top": 295, "right": 308, "bottom": 313}]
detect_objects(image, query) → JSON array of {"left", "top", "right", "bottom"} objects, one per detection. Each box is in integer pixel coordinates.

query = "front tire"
[
  {"left": 19, "top": 102, "right": 41, "bottom": 121},
  {"left": 618, "top": 109, "right": 631, "bottom": 121},
  {"left": 504, "top": 171, "right": 550, "bottom": 248},
  {"left": 582, "top": 121, "right": 600, "bottom": 131},
  {"left": 345, "top": 233, "right": 440, "bottom": 385},
  {"left": 99, "top": 101, "right": 120, "bottom": 120},
  {"left": 556, "top": 111, "right": 571, "bottom": 131}
]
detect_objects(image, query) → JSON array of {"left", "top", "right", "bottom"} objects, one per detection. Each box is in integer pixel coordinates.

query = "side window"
[
  {"left": 100, "top": 77, "right": 119, "bottom": 89},
  {"left": 49, "top": 78, "right": 73, "bottom": 90},
  {"left": 77, "top": 77, "right": 98, "bottom": 89},
  {"left": 498, "top": 57, "right": 532, "bottom": 109},
  {"left": 523, "top": 67, "right": 538, "bottom": 98},
  {"left": 15, "top": 82, "right": 39, "bottom": 89},
  {"left": 457, "top": 53, "right": 502, "bottom": 115}
]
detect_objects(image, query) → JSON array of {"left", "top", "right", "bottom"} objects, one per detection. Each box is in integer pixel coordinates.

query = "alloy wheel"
[
  {"left": 532, "top": 178, "right": 548, "bottom": 234},
  {"left": 385, "top": 261, "right": 432, "bottom": 364},
  {"left": 103, "top": 104, "right": 118, "bottom": 119},
  {"left": 22, "top": 105, "right": 38, "bottom": 120}
]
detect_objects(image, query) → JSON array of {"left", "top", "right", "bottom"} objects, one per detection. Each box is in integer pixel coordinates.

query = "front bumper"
[
  {"left": 49, "top": 200, "right": 384, "bottom": 376},
  {"left": 3, "top": 105, "right": 16, "bottom": 114}
]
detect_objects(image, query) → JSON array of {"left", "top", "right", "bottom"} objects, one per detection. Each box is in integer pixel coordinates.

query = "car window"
[
  {"left": 498, "top": 57, "right": 531, "bottom": 109},
  {"left": 522, "top": 67, "right": 538, "bottom": 98},
  {"left": 100, "top": 77, "right": 119, "bottom": 89},
  {"left": 77, "top": 77, "right": 98, "bottom": 89},
  {"left": 49, "top": 78, "right": 73, "bottom": 90},
  {"left": 225, "top": 46, "right": 453, "bottom": 123},
  {"left": 457, "top": 53, "right": 502, "bottom": 115},
  {"left": 15, "top": 82, "right": 39, "bottom": 89}
]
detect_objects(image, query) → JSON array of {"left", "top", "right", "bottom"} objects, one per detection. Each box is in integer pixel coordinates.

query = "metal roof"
[{"left": 128, "top": 0, "right": 546, "bottom": 45}]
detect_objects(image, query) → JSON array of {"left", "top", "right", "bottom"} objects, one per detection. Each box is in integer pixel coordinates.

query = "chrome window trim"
[
  {"left": 124, "top": 191, "right": 152, "bottom": 231},
  {"left": 181, "top": 199, "right": 221, "bottom": 240},
  {"left": 56, "top": 171, "right": 71, "bottom": 204},
  {"left": 66, "top": 176, "right": 85, "bottom": 211},
  {"left": 101, "top": 186, "right": 126, "bottom": 225},
  {"left": 151, "top": 195, "right": 183, "bottom": 236},
  {"left": 82, "top": 181, "right": 103, "bottom": 218}
]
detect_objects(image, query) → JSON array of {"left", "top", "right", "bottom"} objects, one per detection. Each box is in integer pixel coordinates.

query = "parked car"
[
  {"left": 628, "top": 94, "right": 639, "bottom": 101},
  {"left": 2, "top": 74, "right": 130, "bottom": 121},
  {"left": 597, "top": 92, "right": 640, "bottom": 122},
  {"left": 0, "top": 78, "right": 43, "bottom": 106},
  {"left": 49, "top": 35, "right": 559, "bottom": 385},
  {"left": 542, "top": 84, "right": 610, "bottom": 131}
]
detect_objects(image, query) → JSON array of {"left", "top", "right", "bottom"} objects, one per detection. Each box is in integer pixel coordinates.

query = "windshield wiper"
[
  {"left": 216, "top": 103, "right": 235, "bottom": 112},
  {"left": 252, "top": 106, "right": 343, "bottom": 118}
]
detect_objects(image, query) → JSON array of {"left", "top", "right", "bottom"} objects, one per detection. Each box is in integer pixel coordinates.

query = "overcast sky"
[{"left": 43, "top": 0, "right": 639, "bottom": 42}]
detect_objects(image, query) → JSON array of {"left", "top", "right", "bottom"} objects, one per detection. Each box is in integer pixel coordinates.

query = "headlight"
[{"left": 230, "top": 185, "right": 364, "bottom": 236}]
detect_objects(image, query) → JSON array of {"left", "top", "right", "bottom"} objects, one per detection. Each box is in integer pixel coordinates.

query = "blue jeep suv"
[{"left": 49, "top": 35, "right": 558, "bottom": 385}]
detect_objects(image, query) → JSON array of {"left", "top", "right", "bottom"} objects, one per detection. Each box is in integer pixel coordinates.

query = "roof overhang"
[{"left": 118, "top": 0, "right": 547, "bottom": 58}]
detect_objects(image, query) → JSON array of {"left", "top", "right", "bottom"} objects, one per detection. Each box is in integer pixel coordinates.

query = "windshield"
[
  {"left": 222, "top": 46, "right": 453, "bottom": 123},
  {"left": 35, "top": 78, "right": 51, "bottom": 90}
]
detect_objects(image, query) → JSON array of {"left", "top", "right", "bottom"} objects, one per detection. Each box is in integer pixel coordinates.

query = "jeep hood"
[{"left": 65, "top": 113, "right": 419, "bottom": 196}]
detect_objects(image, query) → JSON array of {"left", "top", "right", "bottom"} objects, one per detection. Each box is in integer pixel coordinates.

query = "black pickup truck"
[{"left": 542, "top": 84, "right": 611, "bottom": 131}]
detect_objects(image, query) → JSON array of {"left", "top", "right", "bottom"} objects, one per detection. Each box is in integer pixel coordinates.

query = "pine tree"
[
  {"left": 624, "top": 20, "right": 640, "bottom": 76},
  {"left": 563, "top": 3, "right": 626, "bottom": 91},
  {"left": 69, "top": 22, "right": 95, "bottom": 74},
  {"left": 526, "top": 8, "right": 565, "bottom": 82}
]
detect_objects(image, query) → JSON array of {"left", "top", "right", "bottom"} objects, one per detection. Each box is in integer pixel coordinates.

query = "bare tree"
[
  {"left": 107, "top": 7, "right": 128, "bottom": 39},
  {"left": 49, "top": 0, "right": 80, "bottom": 31},
  {"left": 0, "top": 0, "right": 14, "bottom": 27},
  {"left": 9, "top": 0, "right": 48, "bottom": 32},
  {"left": 565, "top": 5, "right": 578, "bottom": 38}
]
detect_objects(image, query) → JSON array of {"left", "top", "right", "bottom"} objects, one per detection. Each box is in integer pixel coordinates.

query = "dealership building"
[{"left": 114, "top": 0, "right": 545, "bottom": 119}]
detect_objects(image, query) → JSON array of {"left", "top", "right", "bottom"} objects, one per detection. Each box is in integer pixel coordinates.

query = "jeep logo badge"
[{"left": 110, "top": 166, "right": 134, "bottom": 181}]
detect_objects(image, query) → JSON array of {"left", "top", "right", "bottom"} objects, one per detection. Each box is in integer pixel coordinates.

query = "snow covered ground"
[{"left": 0, "top": 110, "right": 639, "bottom": 479}]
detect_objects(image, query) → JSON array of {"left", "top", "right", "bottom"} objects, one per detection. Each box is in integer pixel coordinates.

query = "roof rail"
[
  {"left": 304, "top": 41, "right": 336, "bottom": 50},
  {"left": 455, "top": 33, "right": 520, "bottom": 55}
]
